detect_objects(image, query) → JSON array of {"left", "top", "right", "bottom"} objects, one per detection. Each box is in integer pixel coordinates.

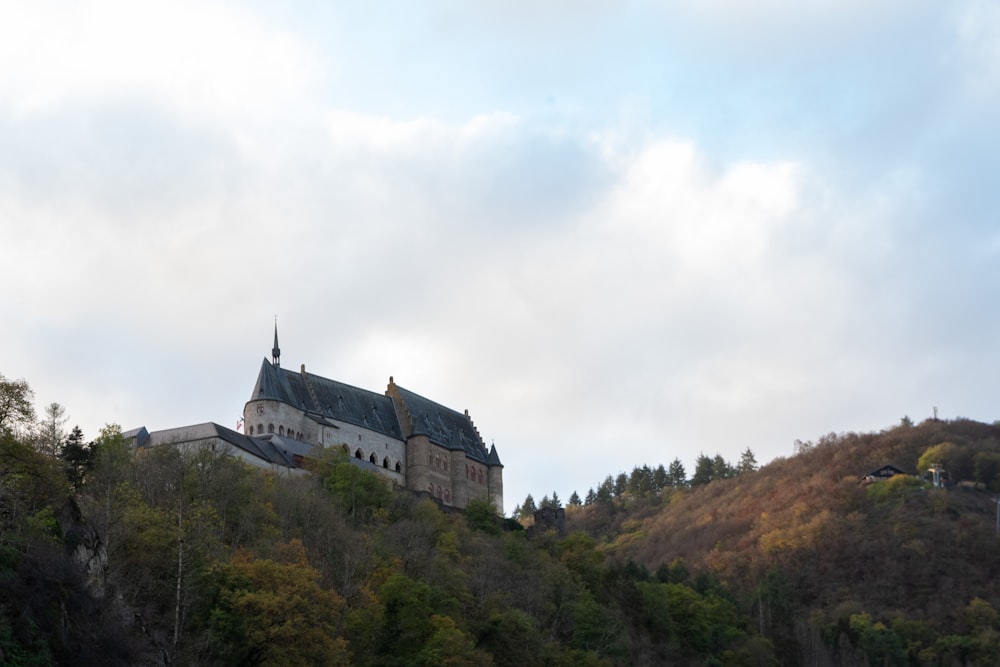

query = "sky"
[{"left": 2, "top": 0, "right": 999, "bottom": 513}]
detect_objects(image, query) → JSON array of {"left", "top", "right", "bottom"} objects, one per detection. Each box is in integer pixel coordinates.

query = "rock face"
[{"left": 57, "top": 497, "right": 108, "bottom": 598}]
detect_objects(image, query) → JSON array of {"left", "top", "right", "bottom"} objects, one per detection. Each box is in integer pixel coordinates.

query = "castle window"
[
  {"left": 268, "top": 424, "right": 275, "bottom": 434},
  {"left": 369, "top": 453, "right": 377, "bottom": 465},
  {"left": 478, "top": 469, "right": 483, "bottom": 484},
  {"left": 436, "top": 485, "right": 442, "bottom": 499},
  {"left": 256, "top": 424, "right": 263, "bottom": 435},
  {"left": 444, "top": 488, "right": 451, "bottom": 503},
  {"left": 342, "top": 445, "right": 349, "bottom": 454},
  {"left": 355, "top": 449, "right": 363, "bottom": 459},
  {"left": 382, "top": 457, "right": 389, "bottom": 469},
  {"left": 279, "top": 426, "right": 285, "bottom": 436},
  {"left": 395, "top": 461, "right": 402, "bottom": 473}
]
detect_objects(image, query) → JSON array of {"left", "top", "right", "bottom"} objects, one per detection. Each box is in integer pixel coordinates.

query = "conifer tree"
[{"left": 568, "top": 491, "right": 581, "bottom": 506}]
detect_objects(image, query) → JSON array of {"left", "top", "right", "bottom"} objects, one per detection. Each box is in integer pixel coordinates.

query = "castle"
[{"left": 134, "top": 326, "right": 503, "bottom": 511}]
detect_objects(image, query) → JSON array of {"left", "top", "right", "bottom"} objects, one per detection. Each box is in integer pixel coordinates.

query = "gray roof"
[
  {"left": 394, "top": 385, "right": 489, "bottom": 463},
  {"left": 145, "top": 422, "right": 300, "bottom": 468},
  {"left": 250, "top": 359, "right": 496, "bottom": 465},
  {"left": 251, "top": 359, "right": 403, "bottom": 439}
]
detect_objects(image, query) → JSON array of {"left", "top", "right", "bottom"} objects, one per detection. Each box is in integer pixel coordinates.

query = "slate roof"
[
  {"left": 394, "top": 385, "right": 490, "bottom": 463},
  {"left": 251, "top": 359, "right": 496, "bottom": 465},
  {"left": 144, "top": 422, "right": 298, "bottom": 467},
  {"left": 251, "top": 359, "right": 403, "bottom": 439}
]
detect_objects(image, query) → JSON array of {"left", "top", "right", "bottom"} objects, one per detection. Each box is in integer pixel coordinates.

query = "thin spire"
[{"left": 271, "top": 317, "right": 281, "bottom": 367}]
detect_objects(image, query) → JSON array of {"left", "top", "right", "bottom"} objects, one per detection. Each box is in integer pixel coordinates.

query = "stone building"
[{"left": 241, "top": 326, "right": 503, "bottom": 510}]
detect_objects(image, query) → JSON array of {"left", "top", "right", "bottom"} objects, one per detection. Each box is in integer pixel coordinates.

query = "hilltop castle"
[{"left": 135, "top": 326, "right": 503, "bottom": 511}]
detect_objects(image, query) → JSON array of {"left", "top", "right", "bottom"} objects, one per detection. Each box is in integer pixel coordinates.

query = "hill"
[
  {"left": 4, "top": 364, "right": 1000, "bottom": 666},
  {"left": 565, "top": 418, "right": 1000, "bottom": 664}
]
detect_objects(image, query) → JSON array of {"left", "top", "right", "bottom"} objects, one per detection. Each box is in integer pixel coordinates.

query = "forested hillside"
[
  {"left": 3, "top": 369, "right": 1000, "bottom": 665},
  {"left": 562, "top": 417, "right": 1000, "bottom": 665}
]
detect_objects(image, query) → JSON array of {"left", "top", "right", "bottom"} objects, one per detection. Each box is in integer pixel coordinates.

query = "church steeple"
[{"left": 271, "top": 319, "right": 281, "bottom": 367}]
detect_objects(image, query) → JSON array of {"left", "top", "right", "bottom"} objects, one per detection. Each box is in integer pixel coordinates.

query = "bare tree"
[{"left": 37, "top": 402, "right": 68, "bottom": 456}]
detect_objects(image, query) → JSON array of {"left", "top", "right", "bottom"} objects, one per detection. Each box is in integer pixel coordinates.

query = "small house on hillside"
[{"left": 859, "top": 465, "right": 910, "bottom": 485}]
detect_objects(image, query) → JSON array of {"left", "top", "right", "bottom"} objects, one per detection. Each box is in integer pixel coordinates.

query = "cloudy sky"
[{"left": 2, "top": 1, "right": 999, "bottom": 512}]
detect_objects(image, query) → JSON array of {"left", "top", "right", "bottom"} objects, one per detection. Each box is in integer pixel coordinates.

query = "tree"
[
  {"left": 568, "top": 491, "right": 582, "bottom": 506},
  {"left": 37, "top": 402, "right": 68, "bottom": 457},
  {"left": 60, "top": 425, "right": 94, "bottom": 489},
  {"left": 550, "top": 490, "right": 562, "bottom": 509},
  {"left": 204, "top": 541, "right": 350, "bottom": 666},
  {"left": 519, "top": 493, "right": 537, "bottom": 519},
  {"left": 0, "top": 372, "right": 35, "bottom": 436},
  {"left": 711, "top": 454, "right": 734, "bottom": 481},
  {"left": 691, "top": 454, "right": 715, "bottom": 487},
  {"left": 668, "top": 458, "right": 687, "bottom": 488},
  {"left": 613, "top": 473, "right": 627, "bottom": 497},
  {"left": 737, "top": 448, "right": 758, "bottom": 475},
  {"left": 584, "top": 488, "right": 597, "bottom": 505}
]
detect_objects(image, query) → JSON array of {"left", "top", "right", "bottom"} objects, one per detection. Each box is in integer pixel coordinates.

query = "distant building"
[
  {"left": 859, "top": 464, "right": 910, "bottom": 485},
  {"left": 133, "top": 325, "right": 503, "bottom": 510}
]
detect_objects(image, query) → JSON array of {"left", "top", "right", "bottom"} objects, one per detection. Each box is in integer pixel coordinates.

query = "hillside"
[
  {"left": 566, "top": 418, "right": 1000, "bottom": 664},
  {"left": 4, "top": 366, "right": 1000, "bottom": 667}
]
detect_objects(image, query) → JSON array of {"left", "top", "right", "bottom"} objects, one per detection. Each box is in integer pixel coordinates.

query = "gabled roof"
[
  {"left": 250, "top": 359, "right": 403, "bottom": 440},
  {"left": 145, "top": 422, "right": 296, "bottom": 467},
  {"left": 394, "top": 385, "right": 489, "bottom": 463}
]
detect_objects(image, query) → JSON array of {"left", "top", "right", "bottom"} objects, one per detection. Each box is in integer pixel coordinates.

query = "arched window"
[
  {"left": 369, "top": 452, "right": 377, "bottom": 465},
  {"left": 342, "top": 445, "right": 349, "bottom": 454},
  {"left": 436, "top": 485, "right": 442, "bottom": 499},
  {"left": 444, "top": 488, "right": 451, "bottom": 503},
  {"left": 355, "top": 449, "right": 363, "bottom": 459},
  {"left": 478, "top": 469, "right": 483, "bottom": 484},
  {"left": 268, "top": 424, "right": 275, "bottom": 434},
  {"left": 278, "top": 426, "right": 285, "bottom": 436},
  {"left": 256, "top": 424, "right": 263, "bottom": 435},
  {"left": 395, "top": 461, "right": 402, "bottom": 473},
  {"left": 382, "top": 457, "right": 389, "bottom": 469}
]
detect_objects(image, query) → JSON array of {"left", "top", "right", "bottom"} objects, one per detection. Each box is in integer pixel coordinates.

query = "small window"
[
  {"left": 395, "top": 461, "right": 402, "bottom": 473},
  {"left": 279, "top": 426, "right": 285, "bottom": 436},
  {"left": 355, "top": 449, "right": 363, "bottom": 459},
  {"left": 369, "top": 453, "right": 377, "bottom": 465},
  {"left": 382, "top": 457, "right": 389, "bottom": 469},
  {"left": 268, "top": 424, "right": 275, "bottom": 434},
  {"left": 444, "top": 488, "right": 451, "bottom": 503}
]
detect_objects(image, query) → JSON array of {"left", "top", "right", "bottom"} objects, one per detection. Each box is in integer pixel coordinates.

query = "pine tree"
[
  {"left": 668, "top": 458, "right": 687, "bottom": 488},
  {"left": 737, "top": 447, "right": 758, "bottom": 475},
  {"left": 568, "top": 491, "right": 581, "bottom": 506},
  {"left": 584, "top": 488, "right": 597, "bottom": 505}
]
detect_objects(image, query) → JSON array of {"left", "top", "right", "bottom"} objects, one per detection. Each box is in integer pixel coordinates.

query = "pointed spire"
[{"left": 271, "top": 317, "right": 281, "bottom": 367}]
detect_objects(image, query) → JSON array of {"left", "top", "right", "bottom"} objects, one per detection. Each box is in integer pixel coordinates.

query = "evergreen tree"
[
  {"left": 691, "top": 453, "right": 715, "bottom": 486},
  {"left": 520, "top": 493, "right": 537, "bottom": 519},
  {"left": 596, "top": 476, "right": 614, "bottom": 502},
  {"left": 550, "top": 490, "right": 562, "bottom": 508},
  {"left": 568, "top": 490, "right": 581, "bottom": 506},
  {"left": 60, "top": 425, "right": 94, "bottom": 489},
  {"left": 711, "top": 454, "right": 734, "bottom": 481},
  {"left": 614, "top": 472, "right": 628, "bottom": 497},
  {"left": 652, "top": 464, "right": 669, "bottom": 493},
  {"left": 584, "top": 488, "right": 597, "bottom": 505},
  {"left": 737, "top": 447, "right": 758, "bottom": 475},
  {"left": 539, "top": 494, "right": 551, "bottom": 510},
  {"left": 668, "top": 458, "right": 687, "bottom": 488}
]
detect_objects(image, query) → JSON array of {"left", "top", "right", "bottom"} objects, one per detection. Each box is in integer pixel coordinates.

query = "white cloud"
[{"left": 0, "top": 0, "right": 318, "bottom": 122}]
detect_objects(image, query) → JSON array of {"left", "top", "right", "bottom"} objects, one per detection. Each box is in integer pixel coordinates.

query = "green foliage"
[
  {"left": 864, "top": 474, "right": 923, "bottom": 501},
  {"left": 311, "top": 447, "right": 393, "bottom": 523},
  {"left": 465, "top": 497, "right": 501, "bottom": 535},
  {"left": 0, "top": 372, "right": 35, "bottom": 436}
]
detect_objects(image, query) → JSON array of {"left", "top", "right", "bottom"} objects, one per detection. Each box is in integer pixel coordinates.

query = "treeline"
[
  {"left": 0, "top": 373, "right": 773, "bottom": 666},
  {"left": 568, "top": 418, "right": 1000, "bottom": 665},
  {"left": 514, "top": 448, "right": 758, "bottom": 520}
]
